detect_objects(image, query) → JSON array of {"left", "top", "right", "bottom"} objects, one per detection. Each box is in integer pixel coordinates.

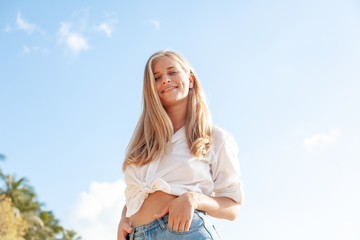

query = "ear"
[{"left": 189, "top": 72, "right": 194, "bottom": 89}]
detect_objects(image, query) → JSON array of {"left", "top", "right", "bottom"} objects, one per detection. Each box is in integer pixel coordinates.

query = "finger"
[
  {"left": 120, "top": 230, "right": 131, "bottom": 240},
  {"left": 172, "top": 217, "right": 181, "bottom": 232},
  {"left": 184, "top": 212, "right": 193, "bottom": 231},
  {"left": 154, "top": 205, "right": 169, "bottom": 219},
  {"left": 168, "top": 212, "right": 175, "bottom": 230},
  {"left": 184, "top": 219, "right": 191, "bottom": 231},
  {"left": 178, "top": 220, "right": 187, "bottom": 232},
  {"left": 123, "top": 223, "right": 133, "bottom": 233}
]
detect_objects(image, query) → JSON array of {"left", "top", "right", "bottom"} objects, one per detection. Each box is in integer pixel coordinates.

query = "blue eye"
[
  {"left": 154, "top": 76, "right": 160, "bottom": 81},
  {"left": 170, "top": 71, "right": 177, "bottom": 75}
]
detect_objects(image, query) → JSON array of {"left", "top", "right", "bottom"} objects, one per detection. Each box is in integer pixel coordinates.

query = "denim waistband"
[{"left": 127, "top": 210, "right": 207, "bottom": 239}]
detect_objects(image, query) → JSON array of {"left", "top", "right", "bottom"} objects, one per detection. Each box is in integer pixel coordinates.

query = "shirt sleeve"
[{"left": 211, "top": 135, "right": 244, "bottom": 204}]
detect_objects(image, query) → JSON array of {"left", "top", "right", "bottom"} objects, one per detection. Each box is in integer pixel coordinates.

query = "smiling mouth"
[{"left": 161, "top": 86, "right": 178, "bottom": 93}]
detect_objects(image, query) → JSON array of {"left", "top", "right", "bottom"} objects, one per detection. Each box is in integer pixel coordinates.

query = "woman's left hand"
[{"left": 154, "top": 192, "right": 196, "bottom": 232}]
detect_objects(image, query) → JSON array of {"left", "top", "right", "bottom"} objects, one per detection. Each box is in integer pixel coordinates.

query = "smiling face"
[{"left": 152, "top": 56, "right": 194, "bottom": 109}]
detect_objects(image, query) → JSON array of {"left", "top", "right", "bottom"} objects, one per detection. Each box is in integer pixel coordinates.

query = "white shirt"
[{"left": 124, "top": 126, "right": 244, "bottom": 217}]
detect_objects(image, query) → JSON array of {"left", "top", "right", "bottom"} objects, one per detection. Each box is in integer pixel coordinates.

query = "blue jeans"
[{"left": 127, "top": 210, "right": 221, "bottom": 240}]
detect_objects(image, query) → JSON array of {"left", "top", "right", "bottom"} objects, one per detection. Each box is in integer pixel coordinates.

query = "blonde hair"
[{"left": 122, "top": 50, "right": 213, "bottom": 171}]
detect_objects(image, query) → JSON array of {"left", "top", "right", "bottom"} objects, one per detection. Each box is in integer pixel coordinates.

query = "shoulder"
[
  {"left": 212, "top": 125, "right": 234, "bottom": 142},
  {"left": 211, "top": 125, "right": 237, "bottom": 150}
]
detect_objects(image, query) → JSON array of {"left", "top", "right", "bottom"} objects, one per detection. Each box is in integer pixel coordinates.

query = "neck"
[{"left": 164, "top": 99, "right": 188, "bottom": 133}]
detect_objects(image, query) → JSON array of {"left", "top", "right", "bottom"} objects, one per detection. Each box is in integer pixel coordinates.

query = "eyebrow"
[{"left": 153, "top": 66, "right": 175, "bottom": 75}]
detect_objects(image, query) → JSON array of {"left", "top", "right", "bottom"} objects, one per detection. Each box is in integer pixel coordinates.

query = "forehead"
[{"left": 152, "top": 56, "right": 182, "bottom": 72}]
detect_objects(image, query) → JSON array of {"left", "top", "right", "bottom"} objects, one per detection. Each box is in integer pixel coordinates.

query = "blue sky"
[{"left": 1, "top": 0, "right": 360, "bottom": 239}]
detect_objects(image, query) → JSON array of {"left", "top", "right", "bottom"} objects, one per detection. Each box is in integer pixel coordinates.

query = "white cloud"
[
  {"left": 64, "top": 180, "right": 126, "bottom": 240},
  {"left": 94, "top": 23, "right": 113, "bottom": 37},
  {"left": 16, "top": 12, "right": 40, "bottom": 34},
  {"left": 7, "top": 10, "right": 115, "bottom": 55},
  {"left": 150, "top": 19, "right": 160, "bottom": 30},
  {"left": 57, "top": 22, "right": 90, "bottom": 54},
  {"left": 94, "top": 17, "right": 117, "bottom": 37},
  {"left": 304, "top": 129, "right": 341, "bottom": 150}
]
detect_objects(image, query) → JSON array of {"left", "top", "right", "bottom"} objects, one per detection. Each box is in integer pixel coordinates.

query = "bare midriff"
[{"left": 130, "top": 191, "right": 177, "bottom": 227}]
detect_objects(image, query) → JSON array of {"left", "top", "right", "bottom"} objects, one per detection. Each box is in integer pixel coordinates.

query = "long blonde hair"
[{"left": 122, "top": 50, "right": 213, "bottom": 171}]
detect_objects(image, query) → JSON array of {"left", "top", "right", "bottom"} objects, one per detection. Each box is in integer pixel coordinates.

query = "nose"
[{"left": 162, "top": 74, "right": 170, "bottom": 84}]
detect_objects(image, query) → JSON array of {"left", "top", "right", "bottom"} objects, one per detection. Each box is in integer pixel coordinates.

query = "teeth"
[{"left": 163, "top": 86, "right": 176, "bottom": 92}]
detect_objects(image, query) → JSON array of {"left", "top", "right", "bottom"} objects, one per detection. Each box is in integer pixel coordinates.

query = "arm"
[
  {"left": 154, "top": 191, "right": 241, "bottom": 232},
  {"left": 188, "top": 192, "right": 240, "bottom": 220},
  {"left": 155, "top": 130, "right": 244, "bottom": 231},
  {"left": 117, "top": 205, "right": 133, "bottom": 240}
]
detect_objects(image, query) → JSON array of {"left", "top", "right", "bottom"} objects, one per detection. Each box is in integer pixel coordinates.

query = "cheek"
[
  {"left": 180, "top": 79, "right": 190, "bottom": 88},
  {"left": 177, "top": 74, "right": 189, "bottom": 87},
  {"left": 155, "top": 81, "right": 162, "bottom": 95}
]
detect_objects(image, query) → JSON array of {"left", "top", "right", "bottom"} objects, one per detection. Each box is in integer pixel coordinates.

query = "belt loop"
[{"left": 157, "top": 217, "right": 167, "bottom": 231}]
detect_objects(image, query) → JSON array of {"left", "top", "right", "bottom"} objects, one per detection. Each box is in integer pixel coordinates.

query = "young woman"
[{"left": 117, "top": 50, "right": 244, "bottom": 240}]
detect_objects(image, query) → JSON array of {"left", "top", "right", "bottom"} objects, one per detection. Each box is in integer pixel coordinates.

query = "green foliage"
[
  {"left": 0, "top": 195, "right": 27, "bottom": 240},
  {"left": 0, "top": 154, "right": 82, "bottom": 240}
]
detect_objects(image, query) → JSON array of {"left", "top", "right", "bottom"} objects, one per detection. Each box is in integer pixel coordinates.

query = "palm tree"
[
  {"left": 61, "top": 230, "right": 82, "bottom": 240},
  {"left": 0, "top": 155, "right": 81, "bottom": 240}
]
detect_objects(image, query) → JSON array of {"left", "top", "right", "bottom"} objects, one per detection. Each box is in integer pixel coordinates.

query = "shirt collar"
[{"left": 171, "top": 126, "right": 185, "bottom": 143}]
